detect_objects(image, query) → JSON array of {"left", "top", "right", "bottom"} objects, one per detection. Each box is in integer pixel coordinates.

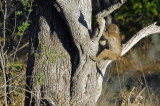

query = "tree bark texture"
[
  {"left": 25, "top": 0, "right": 79, "bottom": 105},
  {"left": 25, "top": 0, "right": 96, "bottom": 105},
  {"left": 25, "top": 0, "right": 160, "bottom": 106},
  {"left": 25, "top": 0, "right": 127, "bottom": 105}
]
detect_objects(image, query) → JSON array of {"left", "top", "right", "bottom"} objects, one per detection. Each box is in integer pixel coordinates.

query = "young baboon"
[{"left": 90, "top": 24, "right": 127, "bottom": 69}]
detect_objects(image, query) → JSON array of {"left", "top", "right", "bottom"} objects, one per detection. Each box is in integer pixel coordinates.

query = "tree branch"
[
  {"left": 121, "top": 22, "right": 160, "bottom": 56},
  {"left": 96, "top": 0, "right": 127, "bottom": 18},
  {"left": 1, "top": 0, "right": 7, "bottom": 106},
  {"left": 92, "top": 0, "right": 127, "bottom": 42},
  {"left": 95, "top": 22, "right": 160, "bottom": 101}
]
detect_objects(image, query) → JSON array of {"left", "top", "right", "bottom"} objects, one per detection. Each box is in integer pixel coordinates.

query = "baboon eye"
[{"left": 113, "top": 27, "right": 116, "bottom": 31}]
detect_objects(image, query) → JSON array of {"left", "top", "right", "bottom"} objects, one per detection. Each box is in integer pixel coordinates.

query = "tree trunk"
[
  {"left": 25, "top": 0, "right": 76, "bottom": 105},
  {"left": 25, "top": 0, "right": 99, "bottom": 105},
  {"left": 25, "top": 0, "right": 160, "bottom": 106}
]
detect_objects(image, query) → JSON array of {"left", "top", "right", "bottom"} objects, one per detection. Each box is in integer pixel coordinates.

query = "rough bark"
[
  {"left": 25, "top": 0, "right": 78, "bottom": 105},
  {"left": 53, "top": 0, "right": 98, "bottom": 105},
  {"left": 25, "top": 0, "right": 126, "bottom": 105},
  {"left": 25, "top": 0, "right": 160, "bottom": 106}
]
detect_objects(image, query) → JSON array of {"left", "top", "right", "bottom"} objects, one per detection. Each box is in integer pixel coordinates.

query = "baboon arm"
[
  {"left": 102, "top": 31, "right": 109, "bottom": 40},
  {"left": 96, "top": 49, "right": 119, "bottom": 61}
]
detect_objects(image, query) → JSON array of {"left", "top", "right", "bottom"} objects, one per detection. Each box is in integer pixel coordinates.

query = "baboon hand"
[
  {"left": 90, "top": 55, "right": 97, "bottom": 61},
  {"left": 97, "top": 61, "right": 105, "bottom": 70}
]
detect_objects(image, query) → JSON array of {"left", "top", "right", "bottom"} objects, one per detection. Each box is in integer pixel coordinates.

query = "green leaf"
[
  {"left": 43, "top": 60, "right": 47, "bottom": 65},
  {"left": 17, "top": 22, "right": 30, "bottom": 35},
  {"left": 38, "top": 73, "right": 45, "bottom": 85},
  {"left": 14, "top": 64, "right": 21, "bottom": 69},
  {"left": 39, "top": 40, "right": 41, "bottom": 44},
  {"left": 16, "top": 11, "right": 22, "bottom": 15},
  {"left": 17, "top": 32, "right": 23, "bottom": 36},
  {"left": 28, "top": 9, "right": 33, "bottom": 13},
  {"left": 151, "top": 8, "right": 158, "bottom": 15}
]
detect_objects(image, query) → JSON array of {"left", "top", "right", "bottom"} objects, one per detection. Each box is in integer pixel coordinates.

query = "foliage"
[
  {"left": 38, "top": 73, "right": 45, "bottom": 85},
  {"left": 17, "top": 22, "right": 30, "bottom": 36},
  {"left": 115, "top": 0, "right": 160, "bottom": 40},
  {"left": 16, "top": 11, "right": 22, "bottom": 15},
  {"left": 39, "top": 42, "right": 69, "bottom": 64},
  {"left": 0, "top": 0, "right": 33, "bottom": 105}
]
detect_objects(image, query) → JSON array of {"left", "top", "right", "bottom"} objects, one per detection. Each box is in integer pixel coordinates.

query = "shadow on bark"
[{"left": 25, "top": 0, "right": 79, "bottom": 105}]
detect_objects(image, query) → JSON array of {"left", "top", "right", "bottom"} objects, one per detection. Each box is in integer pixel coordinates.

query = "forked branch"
[{"left": 92, "top": 0, "right": 127, "bottom": 42}]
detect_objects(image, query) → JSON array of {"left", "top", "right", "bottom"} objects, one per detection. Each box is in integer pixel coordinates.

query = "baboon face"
[{"left": 106, "top": 24, "right": 119, "bottom": 34}]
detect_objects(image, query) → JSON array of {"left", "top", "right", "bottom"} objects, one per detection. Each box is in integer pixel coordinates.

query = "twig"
[
  {"left": 127, "top": 87, "right": 135, "bottom": 105},
  {"left": 133, "top": 87, "right": 145, "bottom": 105},
  {"left": 2, "top": 0, "right": 7, "bottom": 49},
  {"left": 139, "top": 61, "right": 152, "bottom": 105},
  {"left": 11, "top": 6, "right": 17, "bottom": 39},
  {"left": 5, "top": 73, "right": 24, "bottom": 84},
  {"left": 0, "top": 52, "right": 7, "bottom": 106},
  {"left": 8, "top": 42, "right": 29, "bottom": 57},
  {"left": 0, "top": 85, "right": 49, "bottom": 105},
  {"left": 0, "top": 0, "right": 4, "bottom": 15},
  {"left": 13, "top": 2, "right": 32, "bottom": 61},
  {"left": 0, "top": 0, "right": 8, "bottom": 106},
  {"left": 115, "top": 61, "right": 123, "bottom": 97}
]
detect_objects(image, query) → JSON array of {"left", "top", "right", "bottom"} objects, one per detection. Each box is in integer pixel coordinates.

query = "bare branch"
[
  {"left": 2, "top": 0, "right": 7, "bottom": 49},
  {"left": 0, "top": 0, "right": 8, "bottom": 106},
  {"left": 96, "top": 0, "right": 127, "bottom": 18},
  {"left": 121, "top": 22, "right": 160, "bottom": 56},
  {"left": 8, "top": 42, "right": 29, "bottom": 57},
  {"left": 92, "top": 0, "right": 127, "bottom": 42},
  {"left": 91, "top": 18, "right": 105, "bottom": 42}
]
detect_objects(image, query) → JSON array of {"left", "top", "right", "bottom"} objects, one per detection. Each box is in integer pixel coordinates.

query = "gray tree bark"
[
  {"left": 25, "top": 0, "right": 160, "bottom": 106},
  {"left": 25, "top": 0, "right": 126, "bottom": 105},
  {"left": 25, "top": 0, "right": 76, "bottom": 105}
]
